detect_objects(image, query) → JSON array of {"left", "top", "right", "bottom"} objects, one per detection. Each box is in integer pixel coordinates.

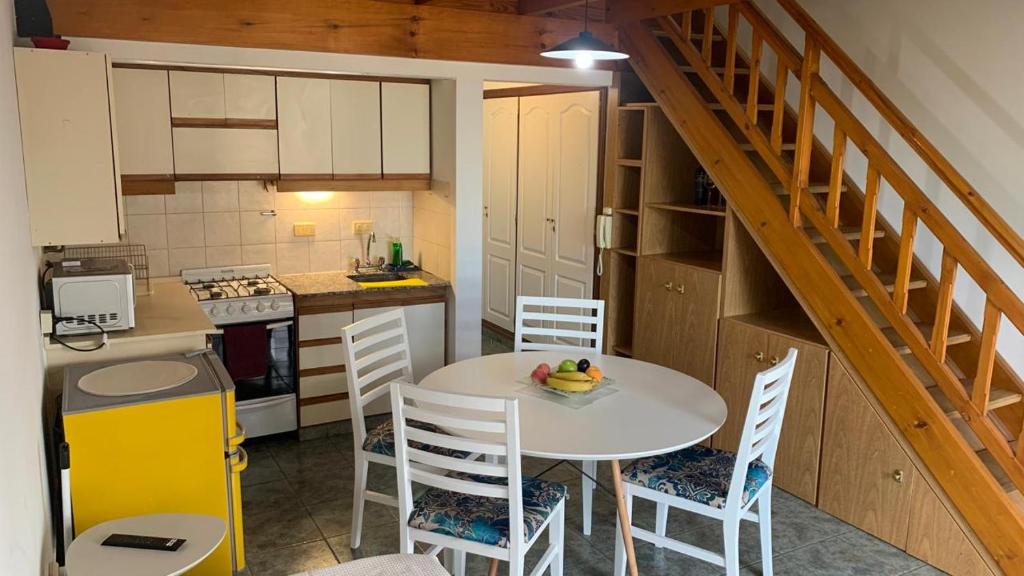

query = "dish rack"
[{"left": 63, "top": 243, "right": 151, "bottom": 293}]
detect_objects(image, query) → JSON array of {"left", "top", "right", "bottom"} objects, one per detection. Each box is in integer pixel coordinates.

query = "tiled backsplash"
[
  {"left": 412, "top": 189, "right": 453, "bottom": 280},
  {"left": 125, "top": 181, "right": 413, "bottom": 277}
]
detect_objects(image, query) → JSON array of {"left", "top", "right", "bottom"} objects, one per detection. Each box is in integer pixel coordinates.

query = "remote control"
[{"left": 101, "top": 533, "right": 186, "bottom": 552}]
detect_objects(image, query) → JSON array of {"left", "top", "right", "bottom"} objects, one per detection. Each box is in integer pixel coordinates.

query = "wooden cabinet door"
[
  {"left": 276, "top": 76, "right": 333, "bottom": 177},
  {"left": 331, "top": 80, "right": 382, "bottom": 178},
  {"left": 381, "top": 82, "right": 431, "bottom": 177},
  {"left": 673, "top": 265, "right": 721, "bottom": 384},
  {"left": 169, "top": 71, "right": 225, "bottom": 118},
  {"left": 713, "top": 319, "right": 770, "bottom": 452},
  {"left": 906, "top": 478, "right": 994, "bottom": 576},
  {"left": 112, "top": 68, "right": 173, "bottom": 176},
  {"left": 632, "top": 257, "right": 678, "bottom": 368},
  {"left": 15, "top": 48, "right": 120, "bottom": 246},
  {"left": 224, "top": 73, "right": 276, "bottom": 120},
  {"left": 819, "top": 361, "right": 917, "bottom": 548},
  {"left": 766, "top": 335, "right": 828, "bottom": 503}
]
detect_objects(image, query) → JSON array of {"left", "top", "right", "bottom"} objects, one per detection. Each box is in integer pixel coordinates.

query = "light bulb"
[{"left": 574, "top": 52, "right": 594, "bottom": 69}]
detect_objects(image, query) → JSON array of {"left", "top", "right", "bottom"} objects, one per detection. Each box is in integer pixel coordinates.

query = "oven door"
[{"left": 211, "top": 320, "right": 297, "bottom": 438}]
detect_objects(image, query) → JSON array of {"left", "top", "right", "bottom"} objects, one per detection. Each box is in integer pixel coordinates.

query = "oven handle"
[{"left": 266, "top": 320, "right": 293, "bottom": 330}]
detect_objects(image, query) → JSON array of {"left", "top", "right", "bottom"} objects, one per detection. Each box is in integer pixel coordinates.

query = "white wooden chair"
[
  {"left": 391, "top": 382, "right": 567, "bottom": 576},
  {"left": 614, "top": 348, "right": 799, "bottom": 576},
  {"left": 341, "top": 309, "right": 472, "bottom": 549},
  {"left": 514, "top": 295, "right": 605, "bottom": 535}
]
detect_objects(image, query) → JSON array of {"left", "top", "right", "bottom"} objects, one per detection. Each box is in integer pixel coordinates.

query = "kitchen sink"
[{"left": 347, "top": 272, "right": 406, "bottom": 283}]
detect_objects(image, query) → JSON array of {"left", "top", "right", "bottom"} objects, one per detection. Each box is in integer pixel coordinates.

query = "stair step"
[
  {"left": 805, "top": 225, "right": 884, "bottom": 245},
  {"left": 976, "top": 444, "right": 1019, "bottom": 493},
  {"left": 840, "top": 273, "right": 927, "bottom": 298},
  {"left": 925, "top": 383, "right": 1024, "bottom": 418},
  {"left": 653, "top": 29, "right": 725, "bottom": 42},
  {"left": 771, "top": 183, "right": 844, "bottom": 196},
  {"left": 681, "top": 66, "right": 751, "bottom": 75},
  {"left": 710, "top": 102, "right": 772, "bottom": 112},
  {"left": 740, "top": 142, "right": 796, "bottom": 152},
  {"left": 882, "top": 323, "right": 970, "bottom": 355}
]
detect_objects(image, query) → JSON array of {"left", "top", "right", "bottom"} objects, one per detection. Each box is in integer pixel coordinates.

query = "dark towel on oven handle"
[{"left": 223, "top": 323, "right": 269, "bottom": 381}]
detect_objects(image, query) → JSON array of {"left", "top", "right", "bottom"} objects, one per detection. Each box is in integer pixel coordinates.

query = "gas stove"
[{"left": 182, "top": 264, "right": 294, "bottom": 325}]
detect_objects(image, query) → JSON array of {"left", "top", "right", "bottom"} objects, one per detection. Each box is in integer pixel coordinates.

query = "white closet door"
[
  {"left": 516, "top": 91, "right": 600, "bottom": 305},
  {"left": 482, "top": 97, "right": 520, "bottom": 331},
  {"left": 331, "top": 80, "right": 382, "bottom": 178},
  {"left": 515, "top": 95, "right": 554, "bottom": 303},
  {"left": 548, "top": 91, "right": 600, "bottom": 302},
  {"left": 276, "top": 76, "right": 333, "bottom": 177}
]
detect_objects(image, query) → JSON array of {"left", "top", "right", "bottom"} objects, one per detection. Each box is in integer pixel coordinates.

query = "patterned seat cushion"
[
  {"left": 362, "top": 420, "right": 470, "bottom": 460},
  {"left": 408, "top": 474, "right": 567, "bottom": 548},
  {"left": 622, "top": 445, "right": 771, "bottom": 509}
]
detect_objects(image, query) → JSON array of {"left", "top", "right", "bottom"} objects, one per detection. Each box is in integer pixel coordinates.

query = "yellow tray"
[{"left": 357, "top": 278, "right": 430, "bottom": 289}]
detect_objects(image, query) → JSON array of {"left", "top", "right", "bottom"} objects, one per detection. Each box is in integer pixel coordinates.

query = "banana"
[
  {"left": 548, "top": 371, "right": 592, "bottom": 382},
  {"left": 545, "top": 377, "right": 597, "bottom": 393}
]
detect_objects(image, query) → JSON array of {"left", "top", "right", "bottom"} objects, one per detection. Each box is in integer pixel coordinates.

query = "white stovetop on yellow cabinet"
[{"left": 44, "top": 278, "right": 216, "bottom": 390}]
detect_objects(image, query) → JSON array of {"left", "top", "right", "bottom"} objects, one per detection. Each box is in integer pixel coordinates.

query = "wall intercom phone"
[{"left": 596, "top": 207, "right": 613, "bottom": 276}]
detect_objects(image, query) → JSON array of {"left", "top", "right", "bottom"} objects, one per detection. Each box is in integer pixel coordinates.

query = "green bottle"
[{"left": 390, "top": 240, "right": 403, "bottom": 269}]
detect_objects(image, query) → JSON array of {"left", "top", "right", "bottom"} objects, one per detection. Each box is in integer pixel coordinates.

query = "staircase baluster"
[
  {"left": 724, "top": 6, "right": 739, "bottom": 94},
  {"left": 859, "top": 165, "right": 881, "bottom": 268},
  {"left": 826, "top": 128, "right": 846, "bottom": 227},
  {"left": 746, "top": 31, "right": 763, "bottom": 123},
  {"left": 972, "top": 300, "right": 1002, "bottom": 416},
  {"left": 931, "top": 250, "right": 958, "bottom": 363},
  {"left": 894, "top": 208, "right": 918, "bottom": 314},
  {"left": 770, "top": 61, "right": 788, "bottom": 153},
  {"left": 702, "top": 8, "right": 715, "bottom": 62},
  {"left": 681, "top": 11, "right": 693, "bottom": 43},
  {"left": 789, "top": 37, "right": 819, "bottom": 225}
]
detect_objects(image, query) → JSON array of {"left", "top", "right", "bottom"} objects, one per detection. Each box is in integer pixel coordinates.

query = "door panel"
[
  {"left": 819, "top": 361, "right": 916, "bottom": 548},
  {"left": 553, "top": 96, "right": 599, "bottom": 274},
  {"left": 331, "top": 80, "right": 382, "bottom": 177},
  {"left": 482, "top": 97, "right": 519, "bottom": 330},
  {"left": 633, "top": 258, "right": 675, "bottom": 366},
  {"left": 674, "top": 266, "right": 721, "bottom": 384},
  {"left": 517, "top": 101, "right": 552, "bottom": 263},
  {"left": 712, "top": 319, "right": 770, "bottom": 452},
  {"left": 276, "top": 76, "right": 332, "bottom": 176}
]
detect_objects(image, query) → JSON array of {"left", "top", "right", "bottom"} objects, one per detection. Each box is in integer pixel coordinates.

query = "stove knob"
[
  {"left": 256, "top": 302, "right": 267, "bottom": 313},
  {"left": 270, "top": 301, "right": 280, "bottom": 311},
  {"left": 209, "top": 305, "right": 219, "bottom": 317},
  {"left": 241, "top": 303, "right": 252, "bottom": 314},
  {"left": 225, "top": 304, "right": 235, "bottom": 316}
]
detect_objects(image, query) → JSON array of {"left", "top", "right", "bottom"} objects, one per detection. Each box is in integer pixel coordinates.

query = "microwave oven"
[{"left": 52, "top": 258, "right": 135, "bottom": 335}]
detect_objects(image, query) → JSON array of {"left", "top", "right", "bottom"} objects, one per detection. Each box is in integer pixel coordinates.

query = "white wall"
[
  {"left": 0, "top": 2, "right": 52, "bottom": 574},
  {"left": 753, "top": 0, "right": 1024, "bottom": 372},
  {"left": 63, "top": 36, "right": 612, "bottom": 360}
]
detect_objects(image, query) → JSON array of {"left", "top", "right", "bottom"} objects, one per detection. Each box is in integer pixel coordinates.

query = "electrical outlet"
[
  {"left": 352, "top": 220, "right": 374, "bottom": 235},
  {"left": 293, "top": 222, "right": 316, "bottom": 237}
]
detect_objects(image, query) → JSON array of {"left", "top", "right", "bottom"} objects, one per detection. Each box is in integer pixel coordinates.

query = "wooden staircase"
[{"left": 617, "top": 1, "right": 1024, "bottom": 573}]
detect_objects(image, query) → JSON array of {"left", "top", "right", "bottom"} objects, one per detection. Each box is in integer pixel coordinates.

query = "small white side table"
[{"left": 66, "top": 514, "right": 226, "bottom": 576}]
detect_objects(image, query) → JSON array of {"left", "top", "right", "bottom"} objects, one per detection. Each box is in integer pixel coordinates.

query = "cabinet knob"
[
  {"left": 769, "top": 356, "right": 780, "bottom": 366},
  {"left": 754, "top": 351, "right": 765, "bottom": 362},
  {"left": 663, "top": 281, "right": 673, "bottom": 291},
  {"left": 676, "top": 284, "right": 685, "bottom": 294},
  {"left": 893, "top": 469, "right": 905, "bottom": 484}
]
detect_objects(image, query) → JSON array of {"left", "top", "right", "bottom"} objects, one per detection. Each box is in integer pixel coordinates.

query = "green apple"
[{"left": 558, "top": 359, "right": 578, "bottom": 373}]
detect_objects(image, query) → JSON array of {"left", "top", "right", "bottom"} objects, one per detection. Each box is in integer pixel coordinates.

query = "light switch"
[
  {"left": 294, "top": 222, "right": 316, "bottom": 237},
  {"left": 352, "top": 220, "right": 374, "bottom": 235}
]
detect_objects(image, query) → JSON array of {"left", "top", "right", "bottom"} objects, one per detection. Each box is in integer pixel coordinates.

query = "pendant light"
[{"left": 540, "top": 0, "right": 629, "bottom": 68}]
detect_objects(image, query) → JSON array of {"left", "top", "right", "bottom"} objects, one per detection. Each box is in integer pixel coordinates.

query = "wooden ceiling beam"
[
  {"left": 43, "top": 0, "right": 618, "bottom": 68},
  {"left": 519, "top": 0, "right": 588, "bottom": 15},
  {"left": 607, "top": 0, "right": 742, "bottom": 24}
]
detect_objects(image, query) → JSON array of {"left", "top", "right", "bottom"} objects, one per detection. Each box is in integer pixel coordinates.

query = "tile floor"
[{"left": 236, "top": 327, "right": 947, "bottom": 575}]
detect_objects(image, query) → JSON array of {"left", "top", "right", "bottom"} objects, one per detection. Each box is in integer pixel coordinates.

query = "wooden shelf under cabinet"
[
  {"left": 649, "top": 251, "right": 723, "bottom": 273},
  {"left": 647, "top": 202, "right": 727, "bottom": 217},
  {"left": 614, "top": 207, "right": 639, "bottom": 216},
  {"left": 612, "top": 344, "right": 634, "bottom": 357},
  {"left": 615, "top": 158, "right": 643, "bottom": 167},
  {"left": 612, "top": 247, "right": 637, "bottom": 257}
]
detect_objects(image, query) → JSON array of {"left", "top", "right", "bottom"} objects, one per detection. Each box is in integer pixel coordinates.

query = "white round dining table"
[{"left": 419, "top": 351, "right": 727, "bottom": 576}]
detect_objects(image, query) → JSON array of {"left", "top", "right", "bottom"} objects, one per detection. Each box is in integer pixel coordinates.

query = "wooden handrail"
[{"left": 774, "top": 0, "right": 1024, "bottom": 270}]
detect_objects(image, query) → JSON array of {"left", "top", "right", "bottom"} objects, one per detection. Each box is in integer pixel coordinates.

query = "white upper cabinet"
[
  {"left": 15, "top": 48, "right": 122, "bottom": 246},
  {"left": 381, "top": 82, "right": 431, "bottom": 176},
  {"left": 173, "top": 127, "right": 279, "bottom": 176},
  {"left": 224, "top": 73, "right": 276, "bottom": 120},
  {"left": 276, "top": 76, "right": 333, "bottom": 176},
  {"left": 112, "top": 68, "right": 173, "bottom": 176},
  {"left": 331, "top": 80, "right": 381, "bottom": 178},
  {"left": 169, "top": 71, "right": 225, "bottom": 118}
]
